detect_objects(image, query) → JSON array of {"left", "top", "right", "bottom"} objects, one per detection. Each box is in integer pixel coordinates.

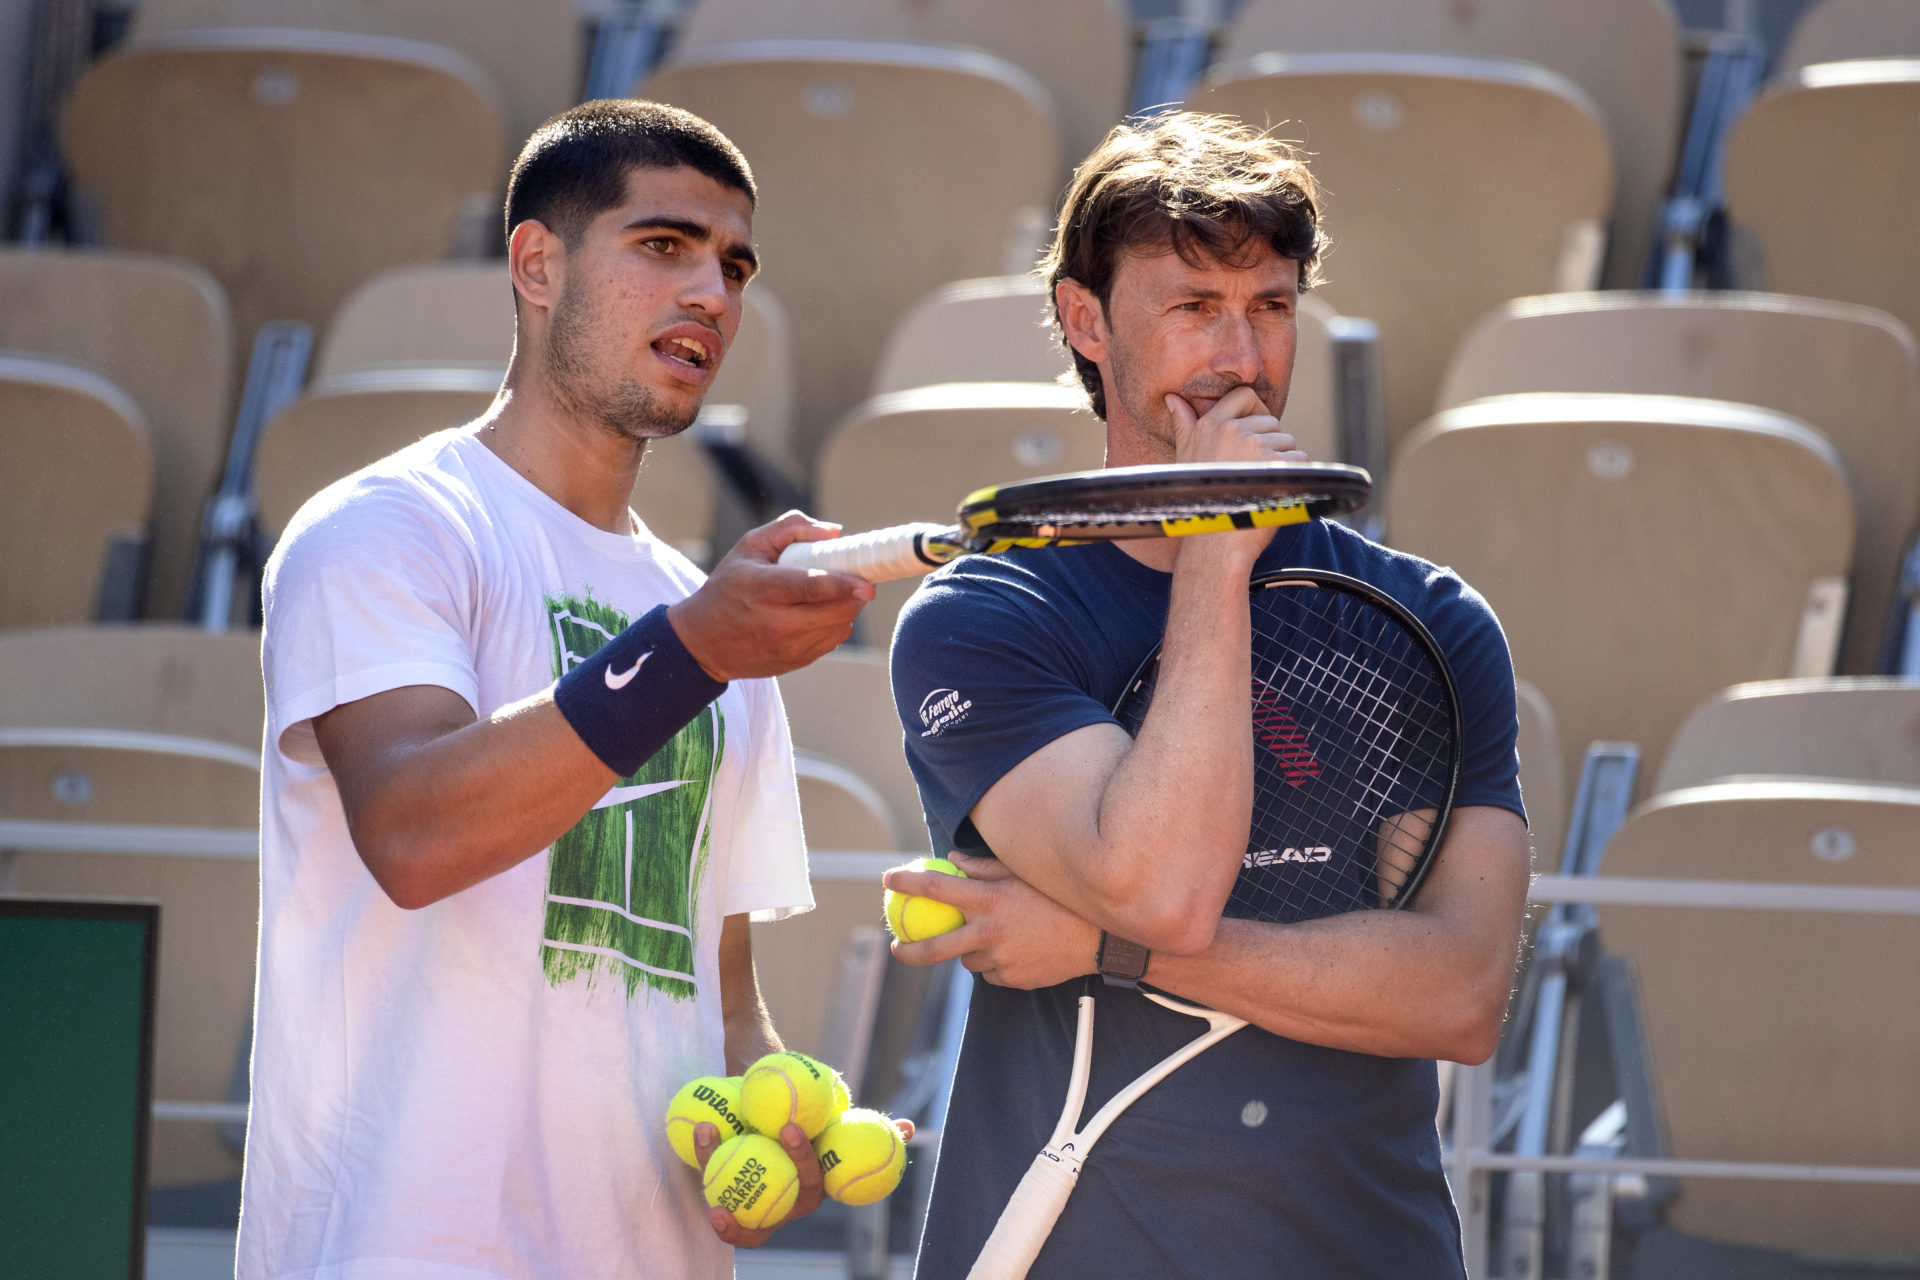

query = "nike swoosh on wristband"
[{"left": 603, "top": 651, "right": 653, "bottom": 690}]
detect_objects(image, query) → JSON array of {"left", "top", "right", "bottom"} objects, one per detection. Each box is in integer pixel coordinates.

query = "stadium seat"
[
  {"left": 1590, "top": 780, "right": 1920, "bottom": 1257},
  {"left": 1191, "top": 54, "right": 1614, "bottom": 450},
  {"left": 1723, "top": 60, "right": 1920, "bottom": 365},
  {"left": 0, "top": 624, "right": 265, "bottom": 1194},
  {"left": 870, "top": 277, "right": 1344, "bottom": 465},
  {"left": 61, "top": 28, "right": 508, "bottom": 347},
  {"left": 778, "top": 646, "right": 923, "bottom": 853},
  {"left": 1515, "top": 678, "right": 1564, "bottom": 869},
  {"left": 813, "top": 382, "right": 1107, "bottom": 646},
  {"left": 671, "top": 0, "right": 1129, "bottom": 162},
  {"left": 1777, "top": 0, "right": 1920, "bottom": 73},
  {"left": 315, "top": 261, "right": 514, "bottom": 379},
  {"left": 1658, "top": 678, "right": 1920, "bottom": 794},
  {"left": 0, "top": 248, "right": 232, "bottom": 620},
  {"left": 0, "top": 354, "right": 154, "bottom": 629},
  {"left": 1387, "top": 392, "right": 1855, "bottom": 795},
  {"left": 638, "top": 41, "right": 1061, "bottom": 463},
  {"left": 1216, "top": 0, "right": 1681, "bottom": 289},
  {"left": 129, "top": 0, "right": 580, "bottom": 146},
  {"left": 1439, "top": 292, "right": 1920, "bottom": 674}
]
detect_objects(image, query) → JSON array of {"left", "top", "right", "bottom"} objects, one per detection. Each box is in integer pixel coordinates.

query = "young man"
[
  {"left": 886, "top": 113, "right": 1531, "bottom": 1276},
  {"left": 237, "top": 101, "right": 885, "bottom": 1279}
]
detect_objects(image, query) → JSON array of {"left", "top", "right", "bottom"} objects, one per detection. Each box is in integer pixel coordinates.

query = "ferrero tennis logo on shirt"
[{"left": 918, "top": 687, "right": 973, "bottom": 738}]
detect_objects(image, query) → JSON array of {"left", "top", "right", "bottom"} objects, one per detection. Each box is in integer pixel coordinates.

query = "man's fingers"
[
  {"left": 1164, "top": 393, "right": 1199, "bottom": 438},
  {"left": 894, "top": 1117, "right": 916, "bottom": 1144},
  {"left": 1201, "top": 384, "right": 1268, "bottom": 426},
  {"left": 883, "top": 867, "right": 988, "bottom": 909},
  {"left": 692, "top": 1120, "right": 721, "bottom": 1171},
  {"left": 735, "top": 510, "right": 844, "bottom": 559},
  {"left": 765, "top": 563, "right": 876, "bottom": 605},
  {"left": 889, "top": 922, "right": 976, "bottom": 968}
]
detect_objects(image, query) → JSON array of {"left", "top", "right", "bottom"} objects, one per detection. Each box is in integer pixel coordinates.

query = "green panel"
[{"left": 0, "top": 907, "right": 152, "bottom": 1280}]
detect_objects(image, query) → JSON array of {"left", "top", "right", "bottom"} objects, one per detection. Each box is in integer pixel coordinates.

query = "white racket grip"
[
  {"left": 775, "top": 523, "right": 951, "bottom": 582},
  {"left": 965, "top": 1151, "right": 1081, "bottom": 1280}
]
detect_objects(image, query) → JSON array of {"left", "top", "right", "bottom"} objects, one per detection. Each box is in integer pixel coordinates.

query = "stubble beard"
[
  {"left": 1107, "top": 338, "right": 1281, "bottom": 454},
  {"left": 545, "top": 283, "right": 698, "bottom": 444}
]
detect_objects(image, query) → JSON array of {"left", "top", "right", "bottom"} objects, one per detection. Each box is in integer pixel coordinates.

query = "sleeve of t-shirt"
[
  {"left": 890, "top": 572, "right": 1119, "bottom": 854},
  {"left": 1430, "top": 574, "right": 1526, "bottom": 822},
  {"left": 719, "top": 675, "right": 816, "bottom": 922},
  {"left": 261, "top": 476, "right": 480, "bottom": 769}
]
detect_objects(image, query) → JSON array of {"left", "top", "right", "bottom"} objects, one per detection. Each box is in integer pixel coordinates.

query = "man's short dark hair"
[
  {"left": 504, "top": 99, "right": 756, "bottom": 248},
  {"left": 1041, "top": 112, "right": 1326, "bottom": 419}
]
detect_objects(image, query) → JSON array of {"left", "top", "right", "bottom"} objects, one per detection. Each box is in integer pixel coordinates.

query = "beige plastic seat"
[
  {"left": 1192, "top": 54, "right": 1614, "bottom": 450},
  {"left": 130, "top": 0, "right": 579, "bottom": 146},
  {"left": 0, "top": 624, "right": 265, "bottom": 1190},
  {"left": 1595, "top": 781, "right": 1920, "bottom": 1255},
  {"left": 61, "top": 29, "right": 508, "bottom": 346},
  {"left": 0, "top": 248, "right": 232, "bottom": 619},
  {"left": 779, "top": 646, "right": 922, "bottom": 852},
  {"left": 1515, "top": 678, "right": 1565, "bottom": 868},
  {"left": 870, "top": 277, "right": 1343, "bottom": 464},
  {"left": 1723, "top": 61, "right": 1920, "bottom": 365},
  {"left": 1387, "top": 393, "right": 1855, "bottom": 795},
  {"left": 814, "top": 382, "right": 1107, "bottom": 646},
  {"left": 673, "top": 0, "right": 1129, "bottom": 162},
  {"left": 1779, "top": 0, "right": 1920, "bottom": 74},
  {"left": 639, "top": 41, "right": 1061, "bottom": 464},
  {"left": 0, "top": 355, "right": 155, "bottom": 629},
  {"left": 1439, "top": 293, "right": 1920, "bottom": 674},
  {"left": 251, "top": 370, "right": 719, "bottom": 563},
  {"left": 1658, "top": 678, "right": 1920, "bottom": 795},
  {"left": 1217, "top": 0, "right": 1681, "bottom": 289}
]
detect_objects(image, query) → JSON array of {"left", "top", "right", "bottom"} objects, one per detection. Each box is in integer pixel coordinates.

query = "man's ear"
[
  {"left": 508, "top": 219, "right": 564, "bottom": 317},
  {"left": 1055, "top": 278, "right": 1110, "bottom": 366}
]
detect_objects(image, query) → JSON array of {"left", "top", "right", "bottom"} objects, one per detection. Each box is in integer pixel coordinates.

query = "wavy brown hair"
[{"left": 1040, "top": 112, "right": 1326, "bottom": 419}]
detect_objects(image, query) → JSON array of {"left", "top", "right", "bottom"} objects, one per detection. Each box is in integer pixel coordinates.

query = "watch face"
[{"left": 1100, "top": 933, "right": 1148, "bottom": 982}]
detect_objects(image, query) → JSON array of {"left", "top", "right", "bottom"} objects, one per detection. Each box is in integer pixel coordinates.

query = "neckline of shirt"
[{"left": 453, "top": 428, "right": 662, "bottom": 560}]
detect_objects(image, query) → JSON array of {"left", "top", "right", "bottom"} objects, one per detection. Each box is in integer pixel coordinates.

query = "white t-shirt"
[{"left": 237, "top": 428, "right": 812, "bottom": 1280}]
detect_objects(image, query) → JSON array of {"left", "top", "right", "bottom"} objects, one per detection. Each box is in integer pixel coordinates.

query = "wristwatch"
[{"left": 1096, "top": 932, "right": 1150, "bottom": 988}]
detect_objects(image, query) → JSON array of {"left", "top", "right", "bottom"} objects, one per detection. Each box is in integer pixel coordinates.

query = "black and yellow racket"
[{"left": 775, "top": 462, "right": 1371, "bottom": 581}]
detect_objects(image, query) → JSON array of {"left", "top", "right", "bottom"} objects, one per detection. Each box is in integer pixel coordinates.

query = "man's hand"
[
  {"left": 1166, "top": 386, "right": 1310, "bottom": 569},
  {"left": 668, "top": 512, "right": 876, "bottom": 681},
  {"left": 886, "top": 852, "right": 1101, "bottom": 989},
  {"left": 1167, "top": 385, "right": 1308, "bottom": 467},
  {"left": 692, "top": 1114, "right": 916, "bottom": 1248}
]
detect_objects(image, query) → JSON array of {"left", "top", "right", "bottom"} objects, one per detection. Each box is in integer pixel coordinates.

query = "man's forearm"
[{"left": 1142, "top": 807, "right": 1532, "bottom": 1063}]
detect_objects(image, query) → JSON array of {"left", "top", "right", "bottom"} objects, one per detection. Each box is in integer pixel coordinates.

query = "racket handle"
[
  {"left": 965, "top": 1151, "right": 1080, "bottom": 1280},
  {"left": 775, "top": 523, "right": 953, "bottom": 583}
]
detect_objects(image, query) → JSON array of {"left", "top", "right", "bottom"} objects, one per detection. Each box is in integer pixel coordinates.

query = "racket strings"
[{"left": 1234, "top": 581, "right": 1458, "bottom": 924}]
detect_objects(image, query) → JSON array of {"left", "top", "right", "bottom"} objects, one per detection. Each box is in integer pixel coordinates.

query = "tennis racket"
[
  {"left": 967, "top": 569, "right": 1464, "bottom": 1280},
  {"left": 776, "top": 462, "right": 1370, "bottom": 582}
]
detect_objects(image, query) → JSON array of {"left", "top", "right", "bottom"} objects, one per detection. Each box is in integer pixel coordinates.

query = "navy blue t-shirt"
[{"left": 889, "top": 520, "right": 1525, "bottom": 1279}]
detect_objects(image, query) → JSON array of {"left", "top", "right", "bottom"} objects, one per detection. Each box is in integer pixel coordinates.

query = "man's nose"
[{"left": 1211, "top": 314, "right": 1262, "bottom": 385}]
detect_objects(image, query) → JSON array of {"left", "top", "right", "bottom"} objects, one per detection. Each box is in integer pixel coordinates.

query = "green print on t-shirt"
[{"left": 541, "top": 593, "right": 723, "bottom": 1001}]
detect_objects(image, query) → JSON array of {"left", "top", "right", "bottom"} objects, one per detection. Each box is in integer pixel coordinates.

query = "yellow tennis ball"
[
  {"left": 739, "top": 1050, "right": 842, "bottom": 1139},
  {"left": 703, "top": 1133, "right": 800, "bottom": 1229},
  {"left": 813, "top": 1108, "right": 907, "bottom": 1206},
  {"left": 830, "top": 1068, "right": 851, "bottom": 1116},
  {"left": 664, "top": 1075, "right": 751, "bottom": 1169},
  {"left": 884, "top": 856, "right": 968, "bottom": 942}
]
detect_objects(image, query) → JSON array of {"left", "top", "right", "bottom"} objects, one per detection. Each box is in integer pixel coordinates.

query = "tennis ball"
[
  {"left": 813, "top": 1108, "right": 907, "bottom": 1206},
  {"left": 830, "top": 1068, "right": 851, "bottom": 1116},
  {"left": 703, "top": 1133, "right": 800, "bottom": 1230},
  {"left": 884, "top": 856, "right": 968, "bottom": 942},
  {"left": 664, "top": 1075, "right": 751, "bottom": 1169},
  {"left": 739, "top": 1050, "right": 843, "bottom": 1139}
]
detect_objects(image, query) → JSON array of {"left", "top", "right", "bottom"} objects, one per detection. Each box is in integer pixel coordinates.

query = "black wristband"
[{"left": 552, "top": 604, "right": 726, "bottom": 777}]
